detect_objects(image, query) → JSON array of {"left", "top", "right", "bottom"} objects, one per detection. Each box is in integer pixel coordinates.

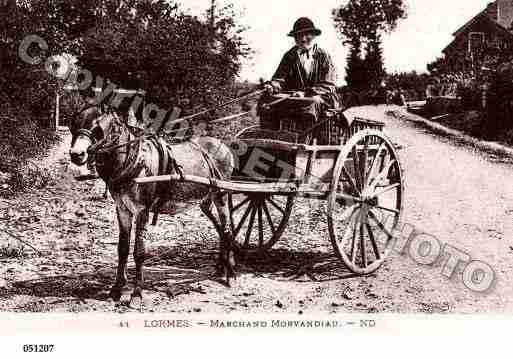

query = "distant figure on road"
[{"left": 398, "top": 89, "right": 407, "bottom": 107}]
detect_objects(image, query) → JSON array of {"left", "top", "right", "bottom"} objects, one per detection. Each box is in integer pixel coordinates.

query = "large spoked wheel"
[
  {"left": 229, "top": 192, "right": 294, "bottom": 254},
  {"left": 328, "top": 130, "right": 404, "bottom": 275}
]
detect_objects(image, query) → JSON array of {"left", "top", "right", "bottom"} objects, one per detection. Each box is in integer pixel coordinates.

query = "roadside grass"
[
  {"left": 496, "top": 129, "right": 513, "bottom": 147},
  {"left": 0, "top": 242, "right": 28, "bottom": 260},
  {"left": 434, "top": 112, "right": 485, "bottom": 139},
  {"left": 406, "top": 108, "right": 513, "bottom": 149},
  {"left": 0, "top": 115, "right": 59, "bottom": 198}
]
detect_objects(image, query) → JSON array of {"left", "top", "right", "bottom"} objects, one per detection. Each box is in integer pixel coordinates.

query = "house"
[{"left": 430, "top": 1, "right": 513, "bottom": 73}]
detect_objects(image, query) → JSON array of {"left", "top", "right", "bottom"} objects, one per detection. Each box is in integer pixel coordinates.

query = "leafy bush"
[
  {"left": 485, "top": 60, "right": 513, "bottom": 139},
  {"left": 0, "top": 114, "right": 57, "bottom": 197},
  {"left": 457, "top": 79, "right": 482, "bottom": 111},
  {"left": 386, "top": 71, "right": 430, "bottom": 101},
  {"left": 436, "top": 112, "right": 486, "bottom": 138},
  {"left": 77, "top": 1, "right": 251, "bottom": 116},
  {"left": 0, "top": 241, "right": 28, "bottom": 260},
  {"left": 497, "top": 128, "right": 513, "bottom": 147}
]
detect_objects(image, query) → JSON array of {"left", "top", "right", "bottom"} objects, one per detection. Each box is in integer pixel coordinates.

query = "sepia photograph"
[{"left": 0, "top": 0, "right": 511, "bottom": 355}]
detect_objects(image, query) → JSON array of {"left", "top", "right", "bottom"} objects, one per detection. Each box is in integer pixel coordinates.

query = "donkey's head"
[{"left": 69, "top": 103, "right": 114, "bottom": 166}]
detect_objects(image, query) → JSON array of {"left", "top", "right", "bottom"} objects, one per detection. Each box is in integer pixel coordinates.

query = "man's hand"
[
  {"left": 263, "top": 83, "right": 274, "bottom": 95},
  {"left": 263, "top": 81, "right": 281, "bottom": 95},
  {"left": 311, "top": 95, "right": 324, "bottom": 104},
  {"left": 291, "top": 91, "right": 305, "bottom": 98}
]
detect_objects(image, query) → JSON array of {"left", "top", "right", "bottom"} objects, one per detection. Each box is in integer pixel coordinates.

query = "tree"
[
  {"left": 0, "top": 0, "right": 251, "bottom": 122},
  {"left": 345, "top": 36, "right": 367, "bottom": 89},
  {"left": 333, "top": 0, "right": 407, "bottom": 89},
  {"left": 77, "top": 0, "right": 251, "bottom": 113},
  {"left": 333, "top": 0, "right": 406, "bottom": 43},
  {"left": 0, "top": 0, "right": 251, "bottom": 191},
  {"left": 364, "top": 32, "right": 386, "bottom": 88}
]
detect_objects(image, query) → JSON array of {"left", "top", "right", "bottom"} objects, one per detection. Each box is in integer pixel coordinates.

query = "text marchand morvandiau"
[{"left": 210, "top": 320, "right": 341, "bottom": 328}]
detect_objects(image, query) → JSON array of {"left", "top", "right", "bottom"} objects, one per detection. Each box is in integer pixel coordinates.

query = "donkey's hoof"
[
  {"left": 224, "top": 274, "right": 237, "bottom": 288},
  {"left": 109, "top": 287, "right": 124, "bottom": 302},
  {"left": 129, "top": 288, "right": 143, "bottom": 309},
  {"left": 213, "top": 265, "right": 237, "bottom": 287},
  {"left": 226, "top": 268, "right": 237, "bottom": 284}
]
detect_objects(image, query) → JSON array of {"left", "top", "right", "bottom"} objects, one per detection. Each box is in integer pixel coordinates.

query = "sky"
[{"left": 180, "top": 0, "right": 493, "bottom": 85}]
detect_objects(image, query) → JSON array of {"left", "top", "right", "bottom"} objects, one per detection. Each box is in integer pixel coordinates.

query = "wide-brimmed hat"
[{"left": 288, "top": 17, "right": 322, "bottom": 37}]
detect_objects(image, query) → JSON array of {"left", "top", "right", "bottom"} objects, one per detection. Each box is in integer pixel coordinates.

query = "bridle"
[
  {"left": 70, "top": 105, "right": 103, "bottom": 147},
  {"left": 72, "top": 105, "right": 151, "bottom": 185},
  {"left": 72, "top": 106, "right": 130, "bottom": 156}
]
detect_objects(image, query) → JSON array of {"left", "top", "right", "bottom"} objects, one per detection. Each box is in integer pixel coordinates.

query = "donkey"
[{"left": 69, "top": 103, "right": 237, "bottom": 303}]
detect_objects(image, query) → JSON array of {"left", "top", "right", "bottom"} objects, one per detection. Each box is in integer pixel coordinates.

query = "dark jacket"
[{"left": 270, "top": 45, "right": 339, "bottom": 108}]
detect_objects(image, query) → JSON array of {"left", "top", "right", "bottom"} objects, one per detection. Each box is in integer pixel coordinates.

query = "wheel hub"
[{"left": 361, "top": 194, "right": 378, "bottom": 206}]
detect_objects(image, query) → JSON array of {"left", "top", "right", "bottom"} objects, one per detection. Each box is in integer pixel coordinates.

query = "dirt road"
[{"left": 1, "top": 105, "right": 512, "bottom": 314}]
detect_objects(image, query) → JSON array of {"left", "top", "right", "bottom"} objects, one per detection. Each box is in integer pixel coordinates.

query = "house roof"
[
  {"left": 452, "top": 2, "right": 498, "bottom": 37},
  {"left": 452, "top": 9, "right": 490, "bottom": 37},
  {"left": 443, "top": 11, "right": 513, "bottom": 54}
]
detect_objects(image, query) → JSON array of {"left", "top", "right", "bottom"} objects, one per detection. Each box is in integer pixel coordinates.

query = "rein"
[
  {"left": 171, "top": 89, "right": 264, "bottom": 125},
  {"left": 74, "top": 89, "right": 264, "bottom": 171},
  {"left": 95, "top": 133, "right": 153, "bottom": 154},
  {"left": 86, "top": 89, "right": 263, "bottom": 155}
]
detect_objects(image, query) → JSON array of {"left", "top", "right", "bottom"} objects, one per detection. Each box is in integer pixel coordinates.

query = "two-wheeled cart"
[{"left": 137, "top": 94, "right": 403, "bottom": 274}]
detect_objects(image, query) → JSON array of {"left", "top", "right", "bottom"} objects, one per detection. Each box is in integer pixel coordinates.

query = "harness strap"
[
  {"left": 150, "top": 138, "right": 185, "bottom": 226},
  {"left": 150, "top": 139, "right": 222, "bottom": 226},
  {"left": 149, "top": 137, "right": 169, "bottom": 178},
  {"left": 108, "top": 134, "right": 144, "bottom": 186},
  {"left": 190, "top": 140, "right": 224, "bottom": 187}
]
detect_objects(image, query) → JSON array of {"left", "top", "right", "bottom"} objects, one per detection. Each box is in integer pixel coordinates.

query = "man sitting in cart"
[{"left": 261, "top": 17, "right": 341, "bottom": 132}]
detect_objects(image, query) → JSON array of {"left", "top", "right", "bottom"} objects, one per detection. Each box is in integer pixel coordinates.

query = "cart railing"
[{"left": 241, "top": 111, "right": 385, "bottom": 146}]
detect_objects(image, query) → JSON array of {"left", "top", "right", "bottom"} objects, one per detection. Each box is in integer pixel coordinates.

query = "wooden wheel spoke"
[
  {"left": 360, "top": 223, "right": 367, "bottom": 268},
  {"left": 231, "top": 194, "right": 293, "bottom": 254},
  {"left": 267, "top": 198, "right": 286, "bottom": 215},
  {"left": 361, "top": 137, "right": 369, "bottom": 186},
  {"left": 232, "top": 197, "right": 251, "bottom": 212},
  {"left": 257, "top": 205, "right": 264, "bottom": 246},
  {"left": 371, "top": 159, "right": 397, "bottom": 188},
  {"left": 350, "top": 215, "right": 359, "bottom": 263},
  {"left": 262, "top": 201, "right": 276, "bottom": 234},
  {"left": 244, "top": 206, "right": 257, "bottom": 247},
  {"left": 372, "top": 205, "right": 400, "bottom": 215},
  {"left": 336, "top": 204, "right": 360, "bottom": 224},
  {"left": 335, "top": 193, "right": 362, "bottom": 205},
  {"left": 352, "top": 146, "right": 362, "bottom": 192},
  {"left": 234, "top": 202, "right": 253, "bottom": 238},
  {"left": 342, "top": 166, "right": 360, "bottom": 196},
  {"left": 367, "top": 142, "right": 387, "bottom": 187},
  {"left": 368, "top": 210, "right": 394, "bottom": 240},
  {"left": 366, "top": 223, "right": 381, "bottom": 260},
  {"left": 372, "top": 183, "right": 401, "bottom": 198}
]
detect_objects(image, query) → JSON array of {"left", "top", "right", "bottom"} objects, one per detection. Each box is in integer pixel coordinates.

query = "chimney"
[
  {"left": 498, "top": 0, "right": 513, "bottom": 29},
  {"left": 485, "top": 2, "right": 498, "bottom": 22}
]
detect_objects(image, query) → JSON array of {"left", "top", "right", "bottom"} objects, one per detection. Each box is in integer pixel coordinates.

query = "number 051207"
[{"left": 22, "top": 345, "right": 55, "bottom": 353}]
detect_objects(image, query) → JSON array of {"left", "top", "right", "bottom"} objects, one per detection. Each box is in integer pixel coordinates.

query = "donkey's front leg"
[
  {"left": 213, "top": 192, "right": 237, "bottom": 285},
  {"left": 110, "top": 206, "right": 131, "bottom": 301},
  {"left": 201, "top": 193, "right": 234, "bottom": 283},
  {"left": 131, "top": 210, "right": 149, "bottom": 304}
]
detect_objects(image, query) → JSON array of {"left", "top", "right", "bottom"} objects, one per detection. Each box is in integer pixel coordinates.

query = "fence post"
[{"left": 53, "top": 90, "right": 60, "bottom": 131}]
